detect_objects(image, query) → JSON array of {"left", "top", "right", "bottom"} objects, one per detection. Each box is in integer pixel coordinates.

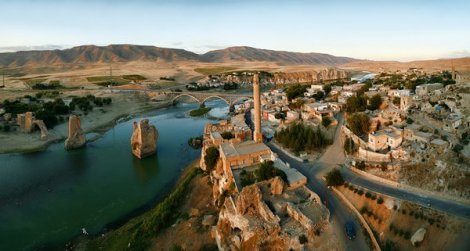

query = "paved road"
[
  {"left": 339, "top": 167, "right": 470, "bottom": 219},
  {"left": 267, "top": 115, "right": 372, "bottom": 251},
  {"left": 269, "top": 112, "right": 470, "bottom": 250}
]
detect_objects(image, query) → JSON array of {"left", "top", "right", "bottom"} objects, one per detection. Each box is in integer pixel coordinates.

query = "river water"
[{"left": 0, "top": 100, "right": 228, "bottom": 250}]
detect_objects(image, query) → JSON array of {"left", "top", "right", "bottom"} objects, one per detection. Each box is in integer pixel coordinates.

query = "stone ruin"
[
  {"left": 64, "top": 115, "right": 86, "bottom": 150},
  {"left": 17, "top": 112, "right": 48, "bottom": 141},
  {"left": 131, "top": 119, "right": 158, "bottom": 159},
  {"left": 215, "top": 178, "right": 330, "bottom": 250}
]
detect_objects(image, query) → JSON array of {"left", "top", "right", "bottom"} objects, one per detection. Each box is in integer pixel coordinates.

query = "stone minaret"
[{"left": 253, "top": 73, "right": 262, "bottom": 143}]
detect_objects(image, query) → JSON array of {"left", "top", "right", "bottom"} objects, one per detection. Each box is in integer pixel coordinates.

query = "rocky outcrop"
[
  {"left": 271, "top": 68, "right": 348, "bottom": 84},
  {"left": 64, "top": 115, "right": 86, "bottom": 150},
  {"left": 131, "top": 119, "right": 158, "bottom": 158},
  {"left": 411, "top": 228, "right": 426, "bottom": 246}
]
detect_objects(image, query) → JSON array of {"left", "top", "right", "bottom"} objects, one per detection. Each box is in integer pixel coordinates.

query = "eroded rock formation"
[
  {"left": 131, "top": 119, "right": 158, "bottom": 158},
  {"left": 64, "top": 115, "right": 86, "bottom": 150}
]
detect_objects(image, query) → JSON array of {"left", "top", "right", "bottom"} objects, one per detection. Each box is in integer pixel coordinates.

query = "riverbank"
[
  {"left": 73, "top": 158, "right": 204, "bottom": 251},
  {"left": 0, "top": 94, "right": 173, "bottom": 154}
]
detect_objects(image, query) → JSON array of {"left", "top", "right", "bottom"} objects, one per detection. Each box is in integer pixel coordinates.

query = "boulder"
[
  {"left": 411, "top": 228, "right": 426, "bottom": 246},
  {"left": 64, "top": 115, "right": 86, "bottom": 150},
  {"left": 131, "top": 119, "right": 158, "bottom": 158}
]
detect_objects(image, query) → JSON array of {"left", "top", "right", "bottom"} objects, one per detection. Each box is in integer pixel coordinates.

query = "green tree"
[
  {"left": 204, "top": 146, "right": 219, "bottom": 171},
  {"left": 321, "top": 116, "right": 332, "bottom": 127},
  {"left": 344, "top": 137, "right": 357, "bottom": 154},
  {"left": 326, "top": 169, "right": 344, "bottom": 186},
  {"left": 323, "top": 84, "right": 332, "bottom": 96},
  {"left": 346, "top": 113, "right": 370, "bottom": 136},
  {"left": 346, "top": 95, "right": 367, "bottom": 113},
  {"left": 367, "top": 94, "right": 382, "bottom": 110}
]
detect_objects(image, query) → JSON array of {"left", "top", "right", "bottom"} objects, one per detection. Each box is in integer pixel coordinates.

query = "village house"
[
  {"left": 368, "top": 126, "right": 403, "bottom": 152},
  {"left": 416, "top": 83, "right": 444, "bottom": 96},
  {"left": 304, "top": 84, "right": 323, "bottom": 97}
]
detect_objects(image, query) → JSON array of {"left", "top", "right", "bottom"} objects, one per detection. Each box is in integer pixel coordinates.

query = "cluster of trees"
[
  {"left": 204, "top": 146, "right": 219, "bottom": 171},
  {"left": 346, "top": 113, "right": 370, "bottom": 136},
  {"left": 367, "top": 94, "right": 383, "bottom": 110},
  {"left": 32, "top": 82, "right": 62, "bottom": 90},
  {"left": 69, "top": 95, "right": 111, "bottom": 112},
  {"left": 346, "top": 95, "right": 367, "bottom": 113},
  {"left": 186, "top": 83, "right": 210, "bottom": 91},
  {"left": 285, "top": 84, "right": 308, "bottom": 100},
  {"left": 3, "top": 100, "right": 40, "bottom": 115},
  {"left": 159, "top": 76, "right": 175, "bottom": 81},
  {"left": 275, "top": 123, "right": 330, "bottom": 154},
  {"left": 240, "top": 161, "right": 287, "bottom": 187},
  {"left": 220, "top": 131, "right": 234, "bottom": 140},
  {"left": 223, "top": 83, "right": 238, "bottom": 90}
]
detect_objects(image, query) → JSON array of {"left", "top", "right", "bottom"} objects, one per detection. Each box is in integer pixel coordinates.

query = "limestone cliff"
[
  {"left": 64, "top": 115, "right": 86, "bottom": 150},
  {"left": 131, "top": 119, "right": 158, "bottom": 159},
  {"left": 271, "top": 68, "right": 348, "bottom": 84},
  {"left": 204, "top": 68, "right": 347, "bottom": 85}
]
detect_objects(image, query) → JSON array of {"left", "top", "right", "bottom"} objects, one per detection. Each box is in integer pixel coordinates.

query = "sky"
[{"left": 0, "top": 0, "right": 469, "bottom": 61}]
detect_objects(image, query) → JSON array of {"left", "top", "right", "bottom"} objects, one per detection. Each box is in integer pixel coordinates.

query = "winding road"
[{"left": 267, "top": 113, "right": 470, "bottom": 250}]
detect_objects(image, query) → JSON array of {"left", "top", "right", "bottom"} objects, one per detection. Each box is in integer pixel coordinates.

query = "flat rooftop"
[{"left": 220, "top": 140, "right": 270, "bottom": 158}]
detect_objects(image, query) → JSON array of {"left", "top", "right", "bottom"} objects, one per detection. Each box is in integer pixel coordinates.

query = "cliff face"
[
  {"left": 64, "top": 115, "right": 86, "bottom": 150},
  {"left": 131, "top": 119, "right": 158, "bottom": 159},
  {"left": 271, "top": 68, "right": 348, "bottom": 84},
  {"left": 205, "top": 68, "right": 347, "bottom": 85}
]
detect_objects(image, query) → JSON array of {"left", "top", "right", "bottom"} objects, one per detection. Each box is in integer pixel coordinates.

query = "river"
[{"left": 0, "top": 100, "right": 228, "bottom": 250}]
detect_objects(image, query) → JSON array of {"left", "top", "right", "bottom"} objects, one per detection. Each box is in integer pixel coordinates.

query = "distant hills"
[{"left": 0, "top": 44, "right": 359, "bottom": 68}]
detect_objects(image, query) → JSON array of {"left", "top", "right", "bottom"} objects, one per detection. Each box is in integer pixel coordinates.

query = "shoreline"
[
  {"left": 44, "top": 157, "right": 202, "bottom": 250},
  {"left": 0, "top": 98, "right": 173, "bottom": 154}
]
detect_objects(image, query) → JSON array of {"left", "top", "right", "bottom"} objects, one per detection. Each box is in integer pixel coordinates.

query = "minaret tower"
[{"left": 253, "top": 73, "right": 262, "bottom": 143}]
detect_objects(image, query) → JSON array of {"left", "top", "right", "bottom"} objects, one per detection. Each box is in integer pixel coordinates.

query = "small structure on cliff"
[
  {"left": 131, "top": 119, "right": 158, "bottom": 159},
  {"left": 64, "top": 115, "right": 86, "bottom": 150}
]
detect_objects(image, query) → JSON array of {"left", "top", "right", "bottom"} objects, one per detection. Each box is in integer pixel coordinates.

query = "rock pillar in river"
[
  {"left": 131, "top": 119, "right": 158, "bottom": 159},
  {"left": 64, "top": 115, "right": 86, "bottom": 150}
]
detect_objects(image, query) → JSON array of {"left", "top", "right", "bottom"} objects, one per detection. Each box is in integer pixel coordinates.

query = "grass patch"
[
  {"left": 80, "top": 168, "right": 201, "bottom": 250},
  {"left": 194, "top": 67, "right": 237, "bottom": 75},
  {"left": 189, "top": 107, "right": 211, "bottom": 117},
  {"left": 122, "top": 75, "right": 147, "bottom": 81}
]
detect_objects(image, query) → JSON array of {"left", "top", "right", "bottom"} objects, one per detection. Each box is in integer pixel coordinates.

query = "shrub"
[
  {"left": 393, "top": 205, "right": 397, "bottom": 210},
  {"left": 365, "top": 192, "right": 372, "bottom": 198},
  {"left": 354, "top": 188, "right": 358, "bottom": 193},
  {"left": 377, "top": 197, "right": 384, "bottom": 204},
  {"left": 371, "top": 194, "right": 377, "bottom": 200},
  {"left": 404, "top": 231, "right": 411, "bottom": 240},
  {"left": 298, "top": 234, "right": 308, "bottom": 244},
  {"left": 348, "top": 185, "right": 354, "bottom": 191},
  {"left": 360, "top": 206, "right": 368, "bottom": 214},
  {"left": 358, "top": 190, "right": 364, "bottom": 196},
  {"left": 401, "top": 209, "right": 407, "bottom": 215}
]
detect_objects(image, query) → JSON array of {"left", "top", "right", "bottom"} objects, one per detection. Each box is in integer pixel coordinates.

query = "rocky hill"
[
  {"left": 0, "top": 44, "right": 358, "bottom": 68},
  {"left": 201, "top": 46, "right": 357, "bottom": 65}
]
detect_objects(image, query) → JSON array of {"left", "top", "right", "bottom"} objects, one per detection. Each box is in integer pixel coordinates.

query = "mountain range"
[{"left": 0, "top": 44, "right": 359, "bottom": 68}]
